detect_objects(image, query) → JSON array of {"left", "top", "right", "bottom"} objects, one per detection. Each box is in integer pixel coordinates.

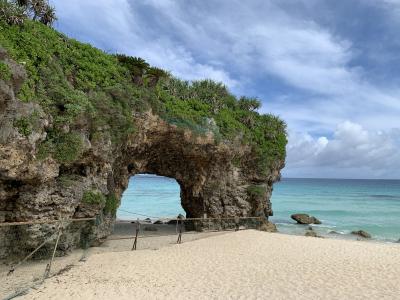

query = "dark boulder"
[
  {"left": 153, "top": 220, "right": 164, "bottom": 224},
  {"left": 351, "top": 230, "right": 371, "bottom": 239},
  {"left": 305, "top": 227, "right": 323, "bottom": 238},
  {"left": 305, "top": 230, "right": 317, "bottom": 237},
  {"left": 259, "top": 221, "right": 278, "bottom": 233},
  {"left": 291, "top": 213, "right": 321, "bottom": 225}
]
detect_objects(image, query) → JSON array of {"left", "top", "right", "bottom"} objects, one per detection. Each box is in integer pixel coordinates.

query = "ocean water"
[
  {"left": 118, "top": 175, "right": 400, "bottom": 242},
  {"left": 117, "top": 174, "right": 184, "bottom": 219}
]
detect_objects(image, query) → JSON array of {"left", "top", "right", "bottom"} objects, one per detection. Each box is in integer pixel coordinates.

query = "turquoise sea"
[{"left": 118, "top": 175, "right": 400, "bottom": 242}]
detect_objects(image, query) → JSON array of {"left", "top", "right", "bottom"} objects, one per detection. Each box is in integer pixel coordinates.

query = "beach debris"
[
  {"left": 291, "top": 213, "right": 321, "bottom": 225},
  {"left": 351, "top": 230, "right": 371, "bottom": 239},
  {"left": 328, "top": 230, "right": 340, "bottom": 235},
  {"left": 259, "top": 221, "right": 278, "bottom": 232}
]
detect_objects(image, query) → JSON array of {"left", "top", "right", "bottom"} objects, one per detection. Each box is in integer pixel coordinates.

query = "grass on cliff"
[{"left": 0, "top": 19, "right": 287, "bottom": 171}]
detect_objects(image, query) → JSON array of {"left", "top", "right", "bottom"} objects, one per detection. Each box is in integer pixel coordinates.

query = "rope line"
[
  {"left": 118, "top": 209, "right": 265, "bottom": 221},
  {"left": 0, "top": 217, "right": 96, "bottom": 227},
  {"left": 117, "top": 209, "right": 162, "bottom": 219}
]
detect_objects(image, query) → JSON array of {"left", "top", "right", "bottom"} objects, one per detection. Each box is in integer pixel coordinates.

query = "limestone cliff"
[{"left": 0, "top": 20, "right": 286, "bottom": 251}]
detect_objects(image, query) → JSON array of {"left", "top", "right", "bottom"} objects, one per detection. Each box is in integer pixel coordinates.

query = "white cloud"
[{"left": 286, "top": 121, "right": 400, "bottom": 178}]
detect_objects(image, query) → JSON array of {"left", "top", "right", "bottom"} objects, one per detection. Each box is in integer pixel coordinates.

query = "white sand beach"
[{"left": 20, "top": 230, "right": 400, "bottom": 300}]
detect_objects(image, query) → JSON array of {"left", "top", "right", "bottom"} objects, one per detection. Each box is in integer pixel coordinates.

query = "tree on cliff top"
[{"left": 0, "top": 0, "right": 56, "bottom": 26}]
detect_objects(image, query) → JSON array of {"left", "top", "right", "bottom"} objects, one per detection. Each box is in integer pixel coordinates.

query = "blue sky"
[{"left": 50, "top": 0, "right": 400, "bottom": 179}]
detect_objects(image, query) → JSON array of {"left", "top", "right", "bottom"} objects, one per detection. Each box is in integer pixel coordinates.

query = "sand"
[{"left": 20, "top": 230, "right": 400, "bottom": 300}]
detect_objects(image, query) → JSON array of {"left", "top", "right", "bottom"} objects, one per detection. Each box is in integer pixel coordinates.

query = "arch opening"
[{"left": 117, "top": 174, "right": 184, "bottom": 220}]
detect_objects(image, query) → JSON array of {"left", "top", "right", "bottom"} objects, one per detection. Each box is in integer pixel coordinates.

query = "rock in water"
[
  {"left": 291, "top": 214, "right": 321, "bottom": 225},
  {"left": 153, "top": 220, "right": 164, "bottom": 224},
  {"left": 351, "top": 230, "right": 371, "bottom": 239}
]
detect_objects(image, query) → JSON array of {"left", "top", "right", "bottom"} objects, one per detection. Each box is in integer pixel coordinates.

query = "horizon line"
[{"left": 281, "top": 176, "right": 400, "bottom": 181}]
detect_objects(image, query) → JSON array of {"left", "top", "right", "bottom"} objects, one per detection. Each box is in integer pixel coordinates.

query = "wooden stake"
[
  {"left": 44, "top": 222, "right": 63, "bottom": 279},
  {"left": 132, "top": 218, "right": 140, "bottom": 250},
  {"left": 177, "top": 218, "right": 183, "bottom": 244}
]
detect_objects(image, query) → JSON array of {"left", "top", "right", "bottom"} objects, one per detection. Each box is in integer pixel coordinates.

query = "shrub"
[
  {"left": 82, "top": 190, "right": 106, "bottom": 205},
  {"left": 53, "top": 132, "right": 83, "bottom": 163},
  {"left": 0, "top": 61, "right": 11, "bottom": 80},
  {"left": 14, "top": 116, "right": 32, "bottom": 136},
  {"left": 104, "top": 193, "right": 119, "bottom": 215},
  {"left": 37, "top": 131, "right": 83, "bottom": 163},
  {"left": 247, "top": 185, "right": 267, "bottom": 198}
]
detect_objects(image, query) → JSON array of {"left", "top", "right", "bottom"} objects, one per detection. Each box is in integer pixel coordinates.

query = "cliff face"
[{"left": 0, "top": 20, "right": 286, "bottom": 253}]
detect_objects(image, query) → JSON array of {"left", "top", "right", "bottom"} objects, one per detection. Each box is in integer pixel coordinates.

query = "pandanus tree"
[
  {"left": 26, "top": 0, "right": 56, "bottom": 25},
  {"left": 237, "top": 97, "right": 262, "bottom": 128},
  {"left": 0, "top": 0, "right": 56, "bottom": 26},
  {"left": 29, "top": 0, "right": 45, "bottom": 20},
  {"left": 39, "top": 3, "right": 55, "bottom": 26},
  {"left": 116, "top": 54, "right": 150, "bottom": 85},
  {"left": 146, "top": 67, "right": 168, "bottom": 87},
  {"left": 191, "top": 80, "right": 232, "bottom": 113},
  {"left": 130, "top": 57, "right": 149, "bottom": 85},
  {"left": 0, "top": 0, "right": 26, "bottom": 25},
  {"left": 237, "top": 96, "right": 261, "bottom": 112}
]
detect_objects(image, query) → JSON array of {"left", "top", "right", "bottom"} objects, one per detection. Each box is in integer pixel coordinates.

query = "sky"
[{"left": 50, "top": 0, "right": 400, "bottom": 179}]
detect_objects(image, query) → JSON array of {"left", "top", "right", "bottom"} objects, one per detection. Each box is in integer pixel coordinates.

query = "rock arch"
[
  {"left": 110, "top": 113, "right": 281, "bottom": 221},
  {"left": 0, "top": 49, "right": 284, "bottom": 253}
]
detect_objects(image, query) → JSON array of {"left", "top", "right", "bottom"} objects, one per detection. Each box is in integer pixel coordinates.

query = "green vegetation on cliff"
[
  {"left": 0, "top": 60, "right": 11, "bottom": 80},
  {"left": 82, "top": 190, "right": 106, "bottom": 206},
  {"left": 0, "top": 15, "right": 287, "bottom": 170}
]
